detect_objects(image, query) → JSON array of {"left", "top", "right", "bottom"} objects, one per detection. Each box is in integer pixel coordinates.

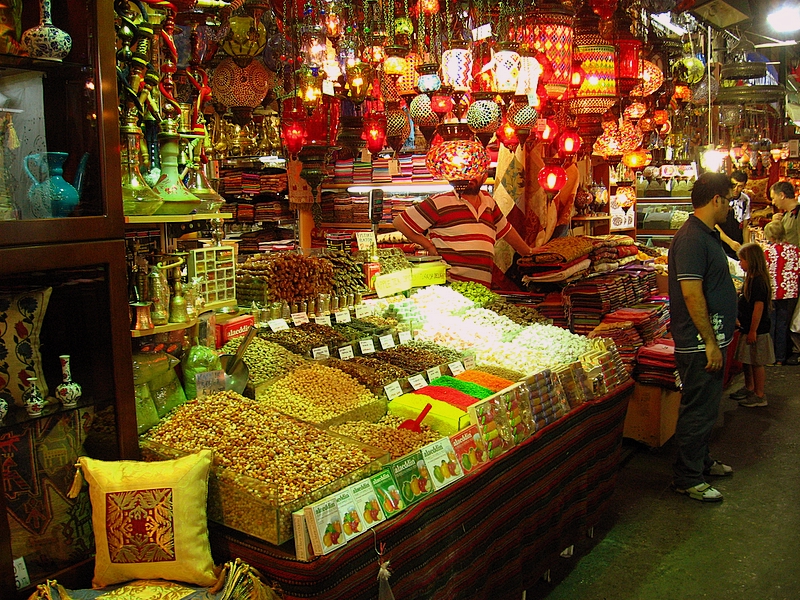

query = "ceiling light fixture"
[
  {"left": 767, "top": 5, "right": 800, "bottom": 33},
  {"left": 651, "top": 12, "right": 687, "bottom": 36},
  {"left": 754, "top": 39, "right": 798, "bottom": 48}
]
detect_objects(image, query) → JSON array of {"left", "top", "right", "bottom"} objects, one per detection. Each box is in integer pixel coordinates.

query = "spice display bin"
[
  {"left": 141, "top": 435, "right": 389, "bottom": 546},
  {"left": 187, "top": 246, "right": 236, "bottom": 305}
]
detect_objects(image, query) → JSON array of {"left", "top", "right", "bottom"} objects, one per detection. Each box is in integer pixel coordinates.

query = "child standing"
[
  {"left": 731, "top": 243, "right": 775, "bottom": 406},
  {"left": 763, "top": 221, "right": 800, "bottom": 365}
]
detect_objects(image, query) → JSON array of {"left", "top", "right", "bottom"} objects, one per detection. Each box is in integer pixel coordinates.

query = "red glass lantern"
[
  {"left": 532, "top": 0, "right": 575, "bottom": 100},
  {"left": 590, "top": 0, "right": 617, "bottom": 20},
  {"left": 281, "top": 111, "right": 306, "bottom": 156},
  {"left": 420, "top": 0, "right": 439, "bottom": 15},
  {"left": 538, "top": 163, "right": 568, "bottom": 192},
  {"left": 621, "top": 147, "right": 648, "bottom": 169},
  {"left": 570, "top": 60, "right": 586, "bottom": 88},
  {"left": 430, "top": 90, "right": 455, "bottom": 120},
  {"left": 558, "top": 128, "right": 582, "bottom": 155},
  {"left": 614, "top": 5, "right": 642, "bottom": 96},
  {"left": 495, "top": 118, "right": 519, "bottom": 151},
  {"left": 536, "top": 118, "right": 560, "bottom": 142},
  {"left": 653, "top": 109, "right": 669, "bottom": 125},
  {"left": 362, "top": 112, "right": 387, "bottom": 154}
]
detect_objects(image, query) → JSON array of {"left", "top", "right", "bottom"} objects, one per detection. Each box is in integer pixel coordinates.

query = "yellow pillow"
[{"left": 77, "top": 450, "right": 217, "bottom": 589}]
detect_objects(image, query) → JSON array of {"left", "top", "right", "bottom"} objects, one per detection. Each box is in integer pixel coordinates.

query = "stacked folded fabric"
[
  {"left": 353, "top": 160, "right": 372, "bottom": 184},
  {"left": 333, "top": 158, "right": 354, "bottom": 183},
  {"left": 412, "top": 153, "right": 435, "bottom": 181},
  {"left": 562, "top": 273, "right": 629, "bottom": 335},
  {"left": 518, "top": 236, "right": 595, "bottom": 284},
  {"left": 535, "top": 292, "right": 569, "bottom": 329},
  {"left": 588, "top": 320, "right": 644, "bottom": 372},
  {"left": 634, "top": 338, "right": 681, "bottom": 389},
  {"left": 372, "top": 157, "right": 393, "bottom": 183},
  {"left": 603, "top": 302, "right": 669, "bottom": 344}
]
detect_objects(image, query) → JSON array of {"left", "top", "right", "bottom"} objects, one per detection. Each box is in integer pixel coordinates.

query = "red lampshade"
[
  {"left": 614, "top": 5, "right": 642, "bottom": 96},
  {"left": 532, "top": 0, "right": 575, "bottom": 100},
  {"left": 621, "top": 147, "right": 648, "bottom": 169},
  {"left": 558, "top": 128, "right": 582, "bottom": 155},
  {"left": 590, "top": 0, "right": 617, "bottom": 20},
  {"left": 281, "top": 109, "right": 306, "bottom": 156},
  {"left": 536, "top": 118, "right": 560, "bottom": 142},
  {"left": 538, "top": 163, "right": 568, "bottom": 192},
  {"left": 362, "top": 112, "right": 387, "bottom": 154},
  {"left": 570, "top": 61, "right": 586, "bottom": 88},
  {"left": 431, "top": 90, "right": 455, "bottom": 118},
  {"left": 495, "top": 118, "right": 519, "bottom": 151},
  {"left": 653, "top": 109, "right": 669, "bottom": 125}
]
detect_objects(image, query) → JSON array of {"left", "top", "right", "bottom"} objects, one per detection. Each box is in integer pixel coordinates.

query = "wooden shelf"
[
  {"left": 318, "top": 222, "right": 395, "bottom": 229},
  {"left": 131, "top": 318, "right": 198, "bottom": 338},
  {"left": 571, "top": 215, "right": 611, "bottom": 221},
  {"left": 124, "top": 213, "right": 233, "bottom": 224}
]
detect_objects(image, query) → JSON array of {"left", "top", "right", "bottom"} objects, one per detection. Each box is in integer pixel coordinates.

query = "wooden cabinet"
[{"left": 0, "top": 2, "right": 136, "bottom": 597}]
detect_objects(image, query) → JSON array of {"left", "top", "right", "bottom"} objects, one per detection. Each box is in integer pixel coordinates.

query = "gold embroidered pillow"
[
  {"left": 0, "top": 287, "right": 51, "bottom": 406},
  {"left": 78, "top": 449, "right": 217, "bottom": 589}
]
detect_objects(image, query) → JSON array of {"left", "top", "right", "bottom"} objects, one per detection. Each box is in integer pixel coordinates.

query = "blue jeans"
[
  {"left": 770, "top": 298, "right": 798, "bottom": 362},
  {"left": 673, "top": 350, "right": 726, "bottom": 488}
]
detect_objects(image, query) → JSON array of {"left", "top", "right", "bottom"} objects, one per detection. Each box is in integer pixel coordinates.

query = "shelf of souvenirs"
[{"left": 321, "top": 179, "right": 495, "bottom": 193}]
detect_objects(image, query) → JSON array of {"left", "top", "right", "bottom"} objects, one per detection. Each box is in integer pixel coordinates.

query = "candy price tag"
[
  {"left": 334, "top": 309, "right": 352, "bottom": 324},
  {"left": 359, "top": 338, "right": 376, "bottom": 354},
  {"left": 379, "top": 334, "right": 396, "bottom": 349},
  {"left": 315, "top": 315, "right": 332, "bottom": 326},
  {"left": 312, "top": 346, "right": 330, "bottom": 359},
  {"left": 384, "top": 380, "right": 403, "bottom": 399},
  {"left": 398, "top": 330, "right": 412, "bottom": 344},
  {"left": 339, "top": 345, "right": 355, "bottom": 360},
  {"left": 427, "top": 366, "right": 442, "bottom": 382},
  {"left": 463, "top": 354, "right": 476, "bottom": 370},
  {"left": 356, "top": 231, "right": 377, "bottom": 252},
  {"left": 268, "top": 318, "right": 290, "bottom": 332},
  {"left": 355, "top": 304, "right": 372, "bottom": 318},
  {"left": 408, "top": 373, "right": 428, "bottom": 390},
  {"left": 291, "top": 312, "right": 310, "bottom": 326},
  {"left": 449, "top": 361, "right": 465, "bottom": 376}
]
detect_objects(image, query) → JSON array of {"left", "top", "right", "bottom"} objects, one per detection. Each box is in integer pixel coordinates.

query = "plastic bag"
[
  {"left": 182, "top": 344, "right": 222, "bottom": 400},
  {"left": 148, "top": 357, "right": 187, "bottom": 417},
  {"left": 134, "top": 383, "right": 160, "bottom": 434}
]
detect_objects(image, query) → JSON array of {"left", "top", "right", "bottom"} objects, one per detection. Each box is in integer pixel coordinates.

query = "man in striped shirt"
[{"left": 392, "top": 173, "right": 531, "bottom": 285}]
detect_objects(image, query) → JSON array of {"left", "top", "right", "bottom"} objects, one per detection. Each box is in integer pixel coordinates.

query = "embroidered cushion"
[
  {"left": 0, "top": 287, "right": 52, "bottom": 406},
  {"left": 77, "top": 449, "right": 217, "bottom": 589}
]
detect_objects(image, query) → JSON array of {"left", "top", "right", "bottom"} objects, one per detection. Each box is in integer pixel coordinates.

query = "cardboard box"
[
  {"left": 215, "top": 314, "right": 254, "bottom": 348},
  {"left": 623, "top": 382, "right": 681, "bottom": 448}
]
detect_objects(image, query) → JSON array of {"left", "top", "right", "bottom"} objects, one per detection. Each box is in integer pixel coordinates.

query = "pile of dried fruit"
[
  {"left": 484, "top": 299, "right": 548, "bottom": 326},
  {"left": 331, "top": 415, "right": 440, "bottom": 460},
  {"left": 237, "top": 253, "right": 334, "bottom": 304},
  {"left": 262, "top": 322, "right": 348, "bottom": 355},
  {"left": 374, "top": 345, "right": 446, "bottom": 374},
  {"left": 324, "top": 250, "right": 367, "bottom": 298}
]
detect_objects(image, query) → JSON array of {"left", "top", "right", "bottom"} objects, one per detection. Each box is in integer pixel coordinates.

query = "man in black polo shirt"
[{"left": 668, "top": 172, "right": 737, "bottom": 502}]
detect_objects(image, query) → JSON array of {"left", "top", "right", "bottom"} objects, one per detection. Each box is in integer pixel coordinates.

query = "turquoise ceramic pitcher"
[{"left": 24, "top": 152, "right": 87, "bottom": 218}]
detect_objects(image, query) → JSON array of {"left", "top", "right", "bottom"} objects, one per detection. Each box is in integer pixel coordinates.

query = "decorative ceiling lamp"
[
  {"left": 466, "top": 91, "right": 503, "bottom": 147},
  {"left": 515, "top": 50, "right": 541, "bottom": 106},
  {"left": 621, "top": 147, "right": 649, "bottom": 169},
  {"left": 495, "top": 117, "right": 520, "bottom": 151},
  {"left": 570, "top": 60, "right": 586, "bottom": 88},
  {"left": 397, "top": 51, "right": 421, "bottom": 103},
  {"left": 593, "top": 112, "right": 624, "bottom": 162},
  {"left": 220, "top": 14, "right": 267, "bottom": 67},
  {"left": 430, "top": 87, "right": 455, "bottom": 122},
  {"left": 409, "top": 93, "right": 440, "bottom": 143},
  {"left": 653, "top": 109, "right": 669, "bottom": 125},
  {"left": 441, "top": 41, "right": 473, "bottom": 118},
  {"left": 538, "top": 160, "right": 568, "bottom": 193},
  {"left": 589, "top": 0, "right": 617, "bottom": 20},
  {"left": 615, "top": 183, "right": 636, "bottom": 213},
  {"left": 300, "top": 24, "right": 327, "bottom": 69},
  {"left": 345, "top": 61, "right": 373, "bottom": 105},
  {"left": 536, "top": 117, "right": 560, "bottom": 142},
  {"left": 532, "top": 0, "right": 575, "bottom": 100},
  {"left": 506, "top": 96, "right": 538, "bottom": 143},
  {"left": 281, "top": 109, "right": 307, "bottom": 158},
  {"left": 568, "top": 1, "right": 617, "bottom": 152},
  {"left": 362, "top": 112, "right": 387, "bottom": 154},
  {"left": 417, "top": 63, "right": 442, "bottom": 94},
  {"left": 425, "top": 123, "right": 490, "bottom": 194},
  {"left": 298, "top": 65, "right": 324, "bottom": 113},
  {"left": 630, "top": 60, "right": 664, "bottom": 97},
  {"left": 623, "top": 101, "right": 647, "bottom": 122},
  {"left": 380, "top": 46, "right": 407, "bottom": 102},
  {"left": 613, "top": 4, "right": 642, "bottom": 96},
  {"left": 210, "top": 56, "right": 271, "bottom": 125},
  {"left": 493, "top": 42, "right": 522, "bottom": 96},
  {"left": 557, "top": 127, "right": 581, "bottom": 155},
  {"left": 385, "top": 101, "right": 411, "bottom": 156},
  {"left": 394, "top": 16, "right": 414, "bottom": 47}
]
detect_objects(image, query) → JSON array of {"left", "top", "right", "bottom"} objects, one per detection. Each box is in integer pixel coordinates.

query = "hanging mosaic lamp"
[
  {"left": 621, "top": 147, "right": 649, "bottom": 169},
  {"left": 495, "top": 117, "right": 520, "bottom": 151},
  {"left": 615, "top": 183, "right": 636, "bottom": 212},
  {"left": 300, "top": 24, "right": 327, "bottom": 69},
  {"left": 221, "top": 15, "right": 267, "bottom": 67},
  {"left": 506, "top": 95, "right": 539, "bottom": 128},
  {"left": 281, "top": 109, "right": 307, "bottom": 157},
  {"left": 385, "top": 101, "right": 411, "bottom": 156},
  {"left": 515, "top": 50, "right": 541, "bottom": 102},
  {"left": 425, "top": 123, "right": 490, "bottom": 194},
  {"left": 417, "top": 63, "right": 442, "bottom": 94},
  {"left": 298, "top": 65, "right": 324, "bottom": 113},
  {"left": 397, "top": 51, "right": 421, "bottom": 102},
  {"left": 466, "top": 91, "right": 503, "bottom": 147},
  {"left": 441, "top": 41, "right": 473, "bottom": 93},
  {"left": 210, "top": 56, "right": 271, "bottom": 122},
  {"left": 623, "top": 101, "right": 647, "bottom": 121},
  {"left": 410, "top": 93, "right": 440, "bottom": 143},
  {"left": 430, "top": 87, "right": 455, "bottom": 121},
  {"left": 493, "top": 42, "right": 522, "bottom": 95},
  {"left": 532, "top": 0, "right": 575, "bottom": 100},
  {"left": 362, "top": 112, "right": 387, "bottom": 154},
  {"left": 630, "top": 60, "right": 664, "bottom": 97}
]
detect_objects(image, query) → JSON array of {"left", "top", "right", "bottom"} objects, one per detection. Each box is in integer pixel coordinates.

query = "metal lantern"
[
  {"left": 515, "top": 50, "right": 541, "bottom": 101},
  {"left": 300, "top": 24, "right": 327, "bottom": 69},
  {"left": 211, "top": 56, "right": 271, "bottom": 114},
  {"left": 346, "top": 61, "right": 372, "bottom": 104},
  {"left": 614, "top": 4, "right": 643, "bottom": 96},
  {"left": 507, "top": 96, "right": 538, "bottom": 128},
  {"left": 281, "top": 110, "right": 307, "bottom": 157},
  {"left": 221, "top": 15, "right": 267, "bottom": 66},
  {"left": 409, "top": 93, "right": 440, "bottom": 143},
  {"left": 385, "top": 102, "right": 411, "bottom": 155},
  {"left": 532, "top": 0, "right": 575, "bottom": 100},
  {"left": 493, "top": 42, "right": 522, "bottom": 95},
  {"left": 397, "top": 51, "right": 421, "bottom": 100},
  {"left": 426, "top": 123, "right": 490, "bottom": 194},
  {"left": 441, "top": 41, "right": 473, "bottom": 92},
  {"left": 383, "top": 46, "right": 408, "bottom": 77},
  {"left": 299, "top": 65, "right": 324, "bottom": 112},
  {"left": 466, "top": 92, "right": 502, "bottom": 133}
]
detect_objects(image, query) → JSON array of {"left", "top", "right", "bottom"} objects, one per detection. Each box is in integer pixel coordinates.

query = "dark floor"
[{"left": 526, "top": 363, "right": 800, "bottom": 600}]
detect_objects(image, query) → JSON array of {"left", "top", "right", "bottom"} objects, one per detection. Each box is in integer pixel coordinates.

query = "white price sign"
[
  {"left": 384, "top": 380, "right": 403, "bottom": 400},
  {"left": 379, "top": 334, "right": 396, "bottom": 350},
  {"left": 13, "top": 557, "right": 29, "bottom": 590},
  {"left": 356, "top": 231, "right": 377, "bottom": 252},
  {"left": 339, "top": 345, "right": 355, "bottom": 360},
  {"left": 334, "top": 309, "right": 352, "bottom": 324},
  {"left": 359, "top": 338, "right": 376, "bottom": 354},
  {"left": 463, "top": 354, "right": 476, "bottom": 370},
  {"left": 291, "top": 312, "right": 310, "bottom": 326},
  {"left": 448, "top": 361, "right": 465, "bottom": 376},
  {"left": 398, "top": 330, "right": 413, "bottom": 344},
  {"left": 355, "top": 304, "right": 372, "bottom": 318},
  {"left": 312, "top": 346, "right": 330, "bottom": 359},
  {"left": 268, "top": 318, "right": 290, "bottom": 332},
  {"left": 408, "top": 373, "right": 428, "bottom": 390},
  {"left": 315, "top": 315, "right": 332, "bottom": 326},
  {"left": 427, "top": 366, "right": 442, "bottom": 382},
  {"left": 196, "top": 370, "right": 226, "bottom": 399}
]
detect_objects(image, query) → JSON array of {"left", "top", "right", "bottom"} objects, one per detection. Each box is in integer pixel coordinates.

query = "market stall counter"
[{"left": 209, "top": 380, "right": 634, "bottom": 599}]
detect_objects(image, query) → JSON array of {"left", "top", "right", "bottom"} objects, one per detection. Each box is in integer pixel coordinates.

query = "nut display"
[
  {"left": 375, "top": 248, "right": 413, "bottom": 274},
  {"left": 348, "top": 356, "right": 408, "bottom": 386},
  {"left": 484, "top": 299, "right": 548, "bottom": 326},
  {"left": 220, "top": 336, "right": 306, "bottom": 383},
  {"left": 404, "top": 340, "right": 463, "bottom": 364},
  {"left": 326, "top": 357, "right": 386, "bottom": 390},
  {"left": 374, "top": 345, "right": 447, "bottom": 374},
  {"left": 257, "top": 363, "right": 385, "bottom": 426},
  {"left": 324, "top": 250, "right": 367, "bottom": 298},
  {"left": 449, "top": 281, "right": 499, "bottom": 307},
  {"left": 331, "top": 416, "right": 441, "bottom": 460},
  {"left": 262, "top": 322, "right": 348, "bottom": 355},
  {"left": 237, "top": 253, "right": 334, "bottom": 304}
]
